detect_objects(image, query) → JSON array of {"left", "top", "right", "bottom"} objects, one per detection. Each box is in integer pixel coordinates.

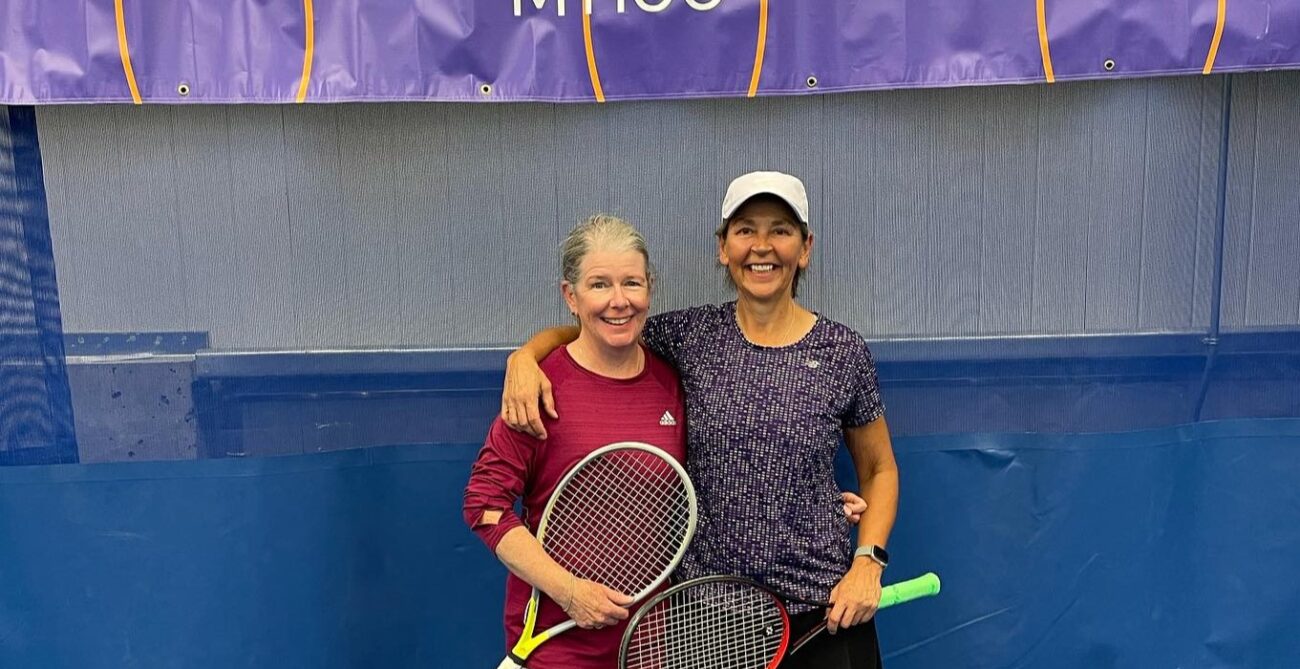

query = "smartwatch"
[{"left": 854, "top": 544, "right": 889, "bottom": 568}]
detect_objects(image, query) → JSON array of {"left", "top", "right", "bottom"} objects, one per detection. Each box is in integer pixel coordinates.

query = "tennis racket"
[
  {"left": 619, "top": 572, "right": 940, "bottom": 669},
  {"left": 497, "top": 441, "right": 698, "bottom": 669}
]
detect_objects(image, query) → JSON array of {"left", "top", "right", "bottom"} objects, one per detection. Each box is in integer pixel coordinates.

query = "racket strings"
[
  {"left": 541, "top": 449, "right": 693, "bottom": 597},
  {"left": 624, "top": 582, "right": 786, "bottom": 669},
  {"left": 550, "top": 459, "right": 684, "bottom": 585}
]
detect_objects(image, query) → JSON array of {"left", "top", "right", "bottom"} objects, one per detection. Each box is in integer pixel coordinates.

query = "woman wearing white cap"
[{"left": 502, "top": 172, "right": 899, "bottom": 668}]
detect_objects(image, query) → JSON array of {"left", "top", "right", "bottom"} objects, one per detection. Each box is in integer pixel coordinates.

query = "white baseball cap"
[{"left": 720, "top": 171, "right": 809, "bottom": 225}]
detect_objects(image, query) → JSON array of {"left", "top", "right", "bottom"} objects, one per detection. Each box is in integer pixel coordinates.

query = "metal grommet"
[
  {"left": 479, "top": 83, "right": 493, "bottom": 96},
  {"left": 1103, "top": 59, "right": 1116, "bottom": 72},
  {"left": 177, "top": 82, "right": 191, "bottom": 96},
  {"left": 805, "top": 76, "right": 819, "bottom": 89}
]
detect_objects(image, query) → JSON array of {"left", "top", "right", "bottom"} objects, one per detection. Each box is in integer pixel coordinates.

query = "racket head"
[
  {"left": 536, "top": 441, "right": 697, "bottom": 601},
  {"left": 620, "top": 576, "right": 792, "bottom": 669}
]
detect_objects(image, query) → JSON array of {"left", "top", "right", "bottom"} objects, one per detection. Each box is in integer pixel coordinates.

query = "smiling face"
[
  {"left": 717, "top": 196, "right": 812, "bottom": 303},
  {"left": 562, "top": 247, "right": 652, "bottom": 356}
]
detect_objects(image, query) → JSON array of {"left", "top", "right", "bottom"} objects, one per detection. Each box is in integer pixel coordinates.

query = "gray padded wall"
[
  {"left": 38, "top": 73, "right": 1280, "bottom": 349},
  {"left": 1221, "top": 74, "right": 1300, "bottom": 332}
]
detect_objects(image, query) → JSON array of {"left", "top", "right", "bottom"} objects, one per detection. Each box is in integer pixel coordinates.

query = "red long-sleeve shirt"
[{"left": 464, "top": 345, "right": 686, "bottom": 669}]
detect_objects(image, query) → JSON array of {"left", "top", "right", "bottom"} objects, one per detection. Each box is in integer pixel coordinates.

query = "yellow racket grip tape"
[
  {"left": 506, "top": 596, "right": 543, "bottom": 660},
  {"left": 878, "top": 572, "right": 941, "bottom": 609},
  {"left": 511, "top": 627, "right": 553, "bottom": 659}
]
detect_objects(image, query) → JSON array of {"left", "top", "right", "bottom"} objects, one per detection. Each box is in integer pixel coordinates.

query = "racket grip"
[
  {"left": 495, "top": 658, "right": 525, "bottom": 669},
  {"left": 878, "top": 572, "right": 941, "bottom": 610}
]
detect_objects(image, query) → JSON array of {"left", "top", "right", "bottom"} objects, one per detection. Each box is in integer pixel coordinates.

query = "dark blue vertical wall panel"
[{"left": 0, "top": 106, "right": 75, "bottom": 464}]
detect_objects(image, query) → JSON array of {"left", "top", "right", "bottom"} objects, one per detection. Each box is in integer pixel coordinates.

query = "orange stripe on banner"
[
  {"left": 296, "top": 0, "right": 315, "bottom": 102},
  {"left": 1036, "top": 0, "right": 1056, "bottom": 83},
  {"left": 747, "top": 0, "right": 769, "bottom": 97},
  {"left": 1203, "top": 0, "right": 1227, "bottom": 74},
  {"left": 582, "top": 5, "right": 606, "bottom": 103},
  {"left": 114, "top": 0, "right": 143, "bottom": 104}
]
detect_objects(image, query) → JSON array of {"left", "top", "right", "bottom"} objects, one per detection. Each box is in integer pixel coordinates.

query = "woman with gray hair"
[{"left": 463, "top": 215, "right": 687, "bottom": 669}]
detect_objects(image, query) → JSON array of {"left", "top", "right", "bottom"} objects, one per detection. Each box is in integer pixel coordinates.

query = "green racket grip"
[{"left": 878, "top": 572, "right": 941, "bottom": 610}]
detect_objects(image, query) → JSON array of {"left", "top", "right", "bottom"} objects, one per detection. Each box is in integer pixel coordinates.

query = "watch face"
[{"left": 856, "top": 545, "right": 889, "bottom": 565}]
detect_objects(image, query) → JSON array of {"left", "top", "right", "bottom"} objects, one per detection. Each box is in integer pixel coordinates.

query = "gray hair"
[{"left": 560, "top": 214, "right": 656, "bottom": 287}]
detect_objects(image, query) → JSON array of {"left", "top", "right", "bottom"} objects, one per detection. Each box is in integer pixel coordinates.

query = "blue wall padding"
[
  {"left": 3, "top": 419, "right": 1299, "bottom": 668},
  {"left": 869, "top": 419, "right": 1300, "bottom": 668},
  {"left": 183, "top": 334, "right": 1300, "bottom": 459},
  {"left": 0, "top": 444, "right": 504, "bottom": 668}
]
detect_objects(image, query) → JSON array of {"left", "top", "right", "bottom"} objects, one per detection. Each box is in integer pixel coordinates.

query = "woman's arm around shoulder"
[{"left": 501, "top": 326, "right": 579, "bottom": 439}]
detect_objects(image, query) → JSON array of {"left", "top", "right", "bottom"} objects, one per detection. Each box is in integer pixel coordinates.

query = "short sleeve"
[{"left": 843, "top": 339, "right": 886, "bottom": 428}]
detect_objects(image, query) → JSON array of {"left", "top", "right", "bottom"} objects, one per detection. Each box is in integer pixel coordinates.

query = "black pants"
[{"left": 779, "top": 609, "right": 883, "bottom": 669}]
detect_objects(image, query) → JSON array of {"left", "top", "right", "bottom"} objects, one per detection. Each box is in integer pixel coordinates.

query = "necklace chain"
[{"left": 737, "top": 303, "right": 808, "bottom": 347}]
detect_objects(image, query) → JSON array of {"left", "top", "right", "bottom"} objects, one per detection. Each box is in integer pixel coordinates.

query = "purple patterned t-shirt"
[{"left": 642, "top": 302, "right": 885, "bottom": 612}]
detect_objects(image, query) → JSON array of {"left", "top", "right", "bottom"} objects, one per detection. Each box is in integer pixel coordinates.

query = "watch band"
[{"left": 854, "top": 544, "right": 889, "bottom": 568}]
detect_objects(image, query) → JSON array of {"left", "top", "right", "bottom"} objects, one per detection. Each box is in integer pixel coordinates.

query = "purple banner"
[{"left": 2, "top": 1, "right": 1299, "bottom": 104}]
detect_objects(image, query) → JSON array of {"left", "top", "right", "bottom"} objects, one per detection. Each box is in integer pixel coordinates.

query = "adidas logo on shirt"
[{"left": 659, "top": 411, "right": 677, "bottom": 426}]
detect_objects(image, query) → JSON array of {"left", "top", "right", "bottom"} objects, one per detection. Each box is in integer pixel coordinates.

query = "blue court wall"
[
  {"left": 7, "top": 335, "right": 1300, "bottom": 667},
  {"left": 2, "top": 418, "right": 1299, "bottom": 668}
]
